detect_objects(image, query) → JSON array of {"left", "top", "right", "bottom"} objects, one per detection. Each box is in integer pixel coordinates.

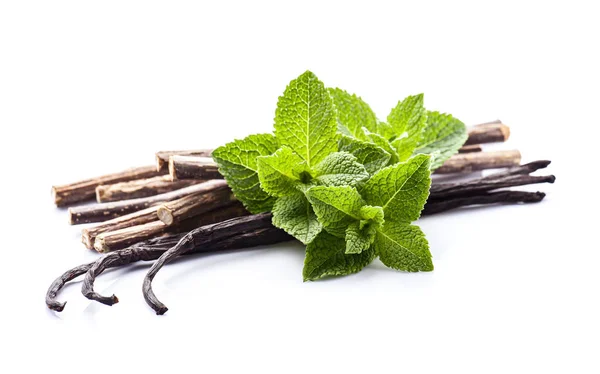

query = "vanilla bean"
[
  {"left": 169, "top": 156, "right": 222, "bottom": 180},
  {"left": 436, "top": 150, "right": 521, "bottom": 174},
  {"left": 95, "top": 175, "right": 203, "bottom": 203},
  {"left": 465, "top": 121, "right": 510, "bottom": 145},
  {"left": 422, "top": 191, "right": 546, "bottom": 215},
  {"left": 81, "top": 180, "right": 230, "bottom": 249},
  {"left": 82, "top": 226, "right": 289, "bottom": 306},
  {"left": 45, "top": 262, "right": 94, "bottom": 312},
  {"left": 143, "top": 213, "right": 274, "bottom": 314},
  {"left": 430, "top": 174, "right": 555, "bottom": 200},
  {"left": 52, "top": 166, "right": 166, "bottom": 207},
  {"left": 458, "top": 144, "right": 482, "bottom": 153},
  {"left": 70, "top": 179, "right": 228, "bottom": 225},
  {"left": 46, "top": 233, "right": 187, "bottom": 311},
  {"left": 93, "top": 201, "right": 246, "bottom": 253},
  {"left": 156, "top": 149, "right": 213, "bottom": 172}
]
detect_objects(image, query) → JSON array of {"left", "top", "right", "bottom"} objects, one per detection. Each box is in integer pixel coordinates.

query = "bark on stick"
[
  {"left": 69, "top": 179, "right": 228, "bottom": 225},
  {"left": 168, "top": 155, "right": 222, "bottom": 180},
  {"left": 95, "top": 175, "right": 203, "bottom": 203},
  {"left": 436, "top": 150, "right": 521, "bottom": 174},
  {"left": 52, "top": 166, "right": 165, "bottom": 207},
  {"left": 156, "top": 149, "right": 213, "bottom": 172},
  {"left": 465, "top": 121, "right": 510, "bottom": 145}
]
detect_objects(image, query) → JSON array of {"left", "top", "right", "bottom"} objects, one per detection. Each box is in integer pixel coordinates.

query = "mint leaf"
[
  {"left": 364, "top": 130, "right": 399, "bottom": 164},
  {"left": 387, "top": 94, "right": 427, "bottom": 161},
  {"left": 338, "top": 135, "right": 391, "bottom": 175},
  {"left": 328, "top": 88, "right": 378, "bottom": 139},
  {"left": 414, "top": 111, "right": 468, "bottom": 170},
  {"left": 303, "top": 231, "right": 376, "bottom": 281},
  {"left": 374, "top": 222, "right": 433, "bottom": 272},
  {"left": 361, "top": 154, "right": 431, "bottom": 224},
  {"left": 344, "top": 221, "right": 373, "bottom": 254},
  {"left": 257, "top": 147, "right": 307, "bottom": 197},
  {"left": 212, "top": 133, "right": 278, "bottom": 213},
  {"left": 344, "top": 206, "right": 384, "bottom": 254},
  {"left": 272, "top": 192, "right": 322, "bottom": 244},
  {"left": 376, "top": 121, "right": 396, "bottom": 140},
  {"left": 306, "top": 185, "right": 364, "bottom": 238},
  {"left": 274, "top": 71, "right": 338, "bottom": 168},
  {"left": 313, "top": 152, "right": 369, "bottom": 187}
]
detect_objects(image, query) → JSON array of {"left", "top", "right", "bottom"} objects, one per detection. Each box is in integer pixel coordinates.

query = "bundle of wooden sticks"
[{"left": 52, "top": 120, "right": 553, "bottom": 254}]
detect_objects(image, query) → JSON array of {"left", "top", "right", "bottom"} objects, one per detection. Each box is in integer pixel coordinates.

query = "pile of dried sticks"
[{"left": 47, "top": 120, "right": 555, "bottom": 314}]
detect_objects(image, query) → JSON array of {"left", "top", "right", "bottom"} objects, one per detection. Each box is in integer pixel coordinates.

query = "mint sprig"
[{"left": 213, "top": 70, "right": 468, "bottom": 280}]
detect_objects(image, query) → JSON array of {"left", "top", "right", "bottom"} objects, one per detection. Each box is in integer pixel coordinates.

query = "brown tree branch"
[
  {"left": 435, "top": 150, "right": 521, "bottom": 174},
  {"left": 52, "top": 166, "right": 166, "bottom": 207},
  {"left": 95, "top": 175, "right": 203, "bottom": 203},
  {"left": 69, "top": 179, "right": 228, "bottom": 225}
]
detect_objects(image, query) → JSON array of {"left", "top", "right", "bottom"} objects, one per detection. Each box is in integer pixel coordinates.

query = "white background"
[{"left": 1, "top": 1, "right": 598, "bottom": 373}]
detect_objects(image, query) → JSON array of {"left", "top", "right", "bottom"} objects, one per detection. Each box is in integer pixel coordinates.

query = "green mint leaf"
[
  {"left": 338, "top": 135, "right": 391, "bottom": 175},
  {"left": 374, "top": 221, "right": 433, "bottom": 272},
  {"left": 272, "top": 192, "right": 322, "bottom": 244},
  {"left": 344, "top": 205, "right": 384, "bottom": 254},
  {"left": 257, "top": 147, "right": 307, "bottom": 197},
  {"left": 387, "top": 94, "right": 427, "bottom": 161},
  {"left": 414, "top": 111, "right": 468, "bottom": 170},
  {"left": 313, "top": 152, "right": 369, "bottom": 187},
  {"left": 344, "top": 221, "right": 374, "bottom": 254},
  {"left": 212, "top": 133, "right": 278, "bottom": 213},
  {"left": 306, "top": 185, "right": 364, "bottom": 238},
  {"left": 376, "top": 121, "right": 396, "bottom": 140},
  {"left": 328, "top": 87, "right": 378, "bottom": 139},
  {"left": 364, "top": 129, "right": 400, "bottom": 164},
  {"left": 274, "top": 71, "right": 339, "bottom": 168},
  {"left": 361, "top": 154, "right": 431, "bottom": 224},
  {"left": 303, "top": 231, "right": 376, "bottom": 281}
]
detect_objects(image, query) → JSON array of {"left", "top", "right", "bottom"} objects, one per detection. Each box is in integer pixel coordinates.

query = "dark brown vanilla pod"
[
  {"left": 429, "top": 174, "right": 555, "bottom": 200},
  {"left": 422, "top": 191, "right": 546, "bottom": 215},
  {"left": 143, "top": 213, "right": 275, "bottom": 314},
  {"left": 52, "top": 165, "right": 167, "bottom": 207},
  {"left": 82, "top": 226, "right": 290, "bottom": 306},
  {"left": 95, "top": 175, "right": 203, "bottom": 203},
  {"left": 156, "top": 149, "right": 214, "bottom": 172},
  {"left": 69, "top": 179, "right": 228, "bottom": 225},
  {"left": 169, "top": 155, "right": 222, "bottom": 180},
  {"left": 435, "top": 150, "right": 521, "bottom": 174},
  {"left": 465, "top": 120, "right": 510, "bottom": 145}
]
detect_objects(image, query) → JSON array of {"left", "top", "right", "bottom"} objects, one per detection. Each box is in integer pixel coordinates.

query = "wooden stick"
[
  {"left": 95, "top": 175, "right": 203, "bottom": 203},
  {"left": 458, "top": 144, "right": 482, "bottom": 153},
  {"left": 156, "top": 187, "right": 235, "bottom": 226},
  {"left": 435, "top": 150, "right": 521, "bottom": 174},
  {"left": 69, "top": 179, "right": 228, "bottom": 225},
  {"left": 94, "top": 202, "right": 248, "bottom": 252},
  {"left": 156, "top": 149, "right": 213, "bottom": 172},
  {"left": 465, "top": 121, "right": 510, "bottom": 145},
  {"left": 52, "top": 166, "right": 166, "bottom": 207},
  {"left": 169, "top": 155, "right": 222, "bottom": 180},
  {"left": 81, "top": 181, "right": 231, "bottom": 249}
]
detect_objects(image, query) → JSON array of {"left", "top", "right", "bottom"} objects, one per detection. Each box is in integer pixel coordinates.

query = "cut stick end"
[
  {"left": 81, "top": 230, "right": 94, "bottom": 249},
  {"left": 93, "top": 236, "right": 110, "bottom": 253},
  {"left": 168, "top": 158, "right": 178, "bottom": 181},
  {"left": 157, "top": 206, "right": 175, "bottom": 225},
  {"left": 156, "top": 154, "right": 166, "bottom": 172},
  {"left": 500, "top": 123, "right": 510, "bottom": 141}
]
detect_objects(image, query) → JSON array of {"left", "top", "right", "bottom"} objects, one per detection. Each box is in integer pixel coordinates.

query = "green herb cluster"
[{"left": 213, "top": 71, "right": 467, "bottom": 280}]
